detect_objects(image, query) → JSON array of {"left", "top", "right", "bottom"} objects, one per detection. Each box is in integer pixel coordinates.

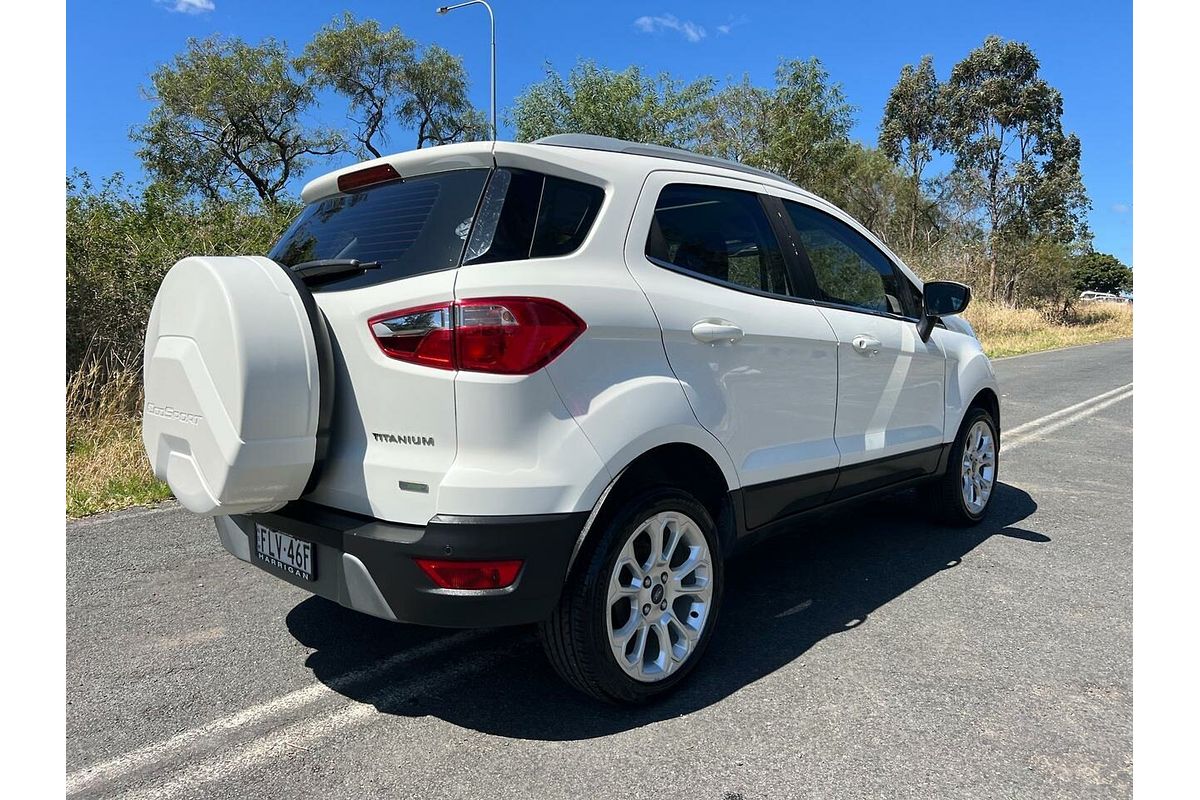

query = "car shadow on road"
[{"left": 286, "top": 482, "right": 1041, "bottom": 741}]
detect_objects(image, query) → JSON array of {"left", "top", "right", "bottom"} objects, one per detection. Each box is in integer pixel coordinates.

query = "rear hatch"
[{"left": 270, "top": 160, "right": 493, "bottom": 524}]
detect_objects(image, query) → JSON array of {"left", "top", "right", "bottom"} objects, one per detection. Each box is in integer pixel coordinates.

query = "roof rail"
[{"left": 532, "top": 133, "right": 800, "bottom": 189}]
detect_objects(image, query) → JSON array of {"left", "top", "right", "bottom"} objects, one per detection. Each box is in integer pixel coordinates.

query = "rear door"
[
  {"left": 778, "top": 197, "right": 947, "bottom": 496},
  {"left": 623, "top": 172, "right": 840, "bottom": 528}
]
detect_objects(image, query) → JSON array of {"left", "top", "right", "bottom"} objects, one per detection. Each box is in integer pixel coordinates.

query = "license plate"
[{"left": 254, "top": 523, "right": 315, "bottom": 581}]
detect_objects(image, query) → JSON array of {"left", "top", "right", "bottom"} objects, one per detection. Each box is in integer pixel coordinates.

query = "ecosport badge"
[
  {"left": 145, "top": 402, "right": 202, "bottom": 426},
  {"left": 372, "top": 432, "right": 435, "bottom": 447}
]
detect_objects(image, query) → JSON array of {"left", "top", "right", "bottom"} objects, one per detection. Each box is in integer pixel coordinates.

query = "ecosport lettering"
[
  {"left": 145, "top": 402, "right": 202, "bottom": 426},
  {"left": 372, "top": 432, "right": 435, "bottom": 447}
]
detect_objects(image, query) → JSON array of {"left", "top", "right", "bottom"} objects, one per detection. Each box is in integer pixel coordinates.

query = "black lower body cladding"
[{"left": 223, "top": 501, "right": 589, "bottom": 628}]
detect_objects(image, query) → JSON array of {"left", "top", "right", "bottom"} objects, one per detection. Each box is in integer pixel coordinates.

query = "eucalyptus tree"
[
  {"left": 399, "top": 45, "right": 491, "bottom": 147},
  {"left": 511, "top": 60, "right": 714, "bottom": 148},
  {"left": 941, "top": 36, "right": 1090, "bottom": 301},
  {"left": 134, "top": 35, "right": 342, "bottom": 204},
  {"left": 297, "top": 13, "right": 416, "bottom": 158},
  {"left": 697, "top": 74, "right": 774, "bottom": 164},
  {"left": 299, "top": 15, "right": 488, "bottom": 153},
  {"left": 879, "top": 55, "right": 943, "bottom": 254},
  {"left": 697, "top": 58, "right": 856, "bottom": 202},
  {"left": 763, "top": 58, "right": 856, "bottom": 198}
]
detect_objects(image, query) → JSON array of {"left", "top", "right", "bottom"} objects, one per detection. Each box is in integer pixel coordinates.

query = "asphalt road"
[{"left": 66, "top": 338, "right": 1133, "bottom": 800}]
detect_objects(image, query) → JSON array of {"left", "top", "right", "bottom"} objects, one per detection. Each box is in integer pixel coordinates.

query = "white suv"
[{"left": 141, "top": 134, "right": 999, "bottom": 703}]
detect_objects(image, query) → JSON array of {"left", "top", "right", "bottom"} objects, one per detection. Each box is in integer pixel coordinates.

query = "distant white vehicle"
[{"left": 1080, "top": 290, "right": 1132, "bottom": 304}]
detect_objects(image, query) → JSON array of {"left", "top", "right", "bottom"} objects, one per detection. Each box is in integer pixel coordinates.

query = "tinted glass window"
[
  {"left": 647, "top": 184, "right": 791, "bottom": 297},
  {"left": 783, "top": 200, "right": 913, "bottom": 316},
  {"left": 464, "top": 169, "right": 604, "bottom": 264},
  {"left": 269, "top": 169, "right": 489, "bottom": 292}
]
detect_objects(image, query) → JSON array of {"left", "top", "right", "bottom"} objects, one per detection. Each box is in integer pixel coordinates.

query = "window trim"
[{"left": 643, "top": 182, "right": 798, "bottom": 303}]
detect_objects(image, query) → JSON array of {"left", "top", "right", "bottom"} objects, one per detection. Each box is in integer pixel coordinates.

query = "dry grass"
[
  {"left": 964, "top": 300, "right": 1133, "bottom": 358},
  {"left": 66, "top": 362, "right": 169, "bottom": 518}
]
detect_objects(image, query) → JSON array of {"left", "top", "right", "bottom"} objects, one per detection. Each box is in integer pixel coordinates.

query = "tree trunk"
[{"left": 908, "top": 170, "right": 919, "bottom": 255}]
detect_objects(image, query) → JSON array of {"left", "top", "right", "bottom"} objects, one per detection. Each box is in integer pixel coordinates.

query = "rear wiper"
[{"left": 288, "top": 258, "right": 382, "bottom": 282}]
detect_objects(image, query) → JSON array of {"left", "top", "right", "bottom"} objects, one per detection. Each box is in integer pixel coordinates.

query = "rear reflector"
[
  {"left": 337, "top": 163, "right": 401, "bottom": 192},
  {"left": 369, "top": 297, "right": 585, "bottom": 374},
  {"left": 414, "top": 559, "right": 523, "bottom": 590}
]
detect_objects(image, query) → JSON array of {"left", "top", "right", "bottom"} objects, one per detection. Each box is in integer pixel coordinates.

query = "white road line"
[
  {"left": 116, "top": 651, "right": 501, "bottom": 800},
  {"left": 1003, "top": 383, "right": 1133, "bottom": 440},
  {"left": 65, "top": 629, "right": 484, "bottom": 796},
  {"left": 1004, "top": 386, "right": 1133, "bottom": 453}
]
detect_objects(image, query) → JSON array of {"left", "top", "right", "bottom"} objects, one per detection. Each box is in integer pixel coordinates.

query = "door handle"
[
  {"left": 851, "top": 335, "right": 881, "bottom": 356},
  {"left": 692, "top": 320, "right": 744, "bottom": 344}
]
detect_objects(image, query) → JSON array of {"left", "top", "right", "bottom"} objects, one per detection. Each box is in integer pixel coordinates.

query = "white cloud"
[
  {"left": 633, "top": 14, "right": 706, "bottom": 43},
  {"left": 716, "top": 14, "right": 748, "bottom": 35},
  {"left": 1112, "top": 203, "right": 1130, "bottom": 214},
  {"left": 157, "top": 0, "right": 215, "bottom": 14}
]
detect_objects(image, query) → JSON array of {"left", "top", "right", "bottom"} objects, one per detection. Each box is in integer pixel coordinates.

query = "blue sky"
[{"left": 67, "top": 0, "right": 1132, "bottom": 264}]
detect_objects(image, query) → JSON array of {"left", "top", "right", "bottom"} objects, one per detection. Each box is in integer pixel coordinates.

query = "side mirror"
[{"left": 917, "top": 281, "right": 971, "bottom": 342}]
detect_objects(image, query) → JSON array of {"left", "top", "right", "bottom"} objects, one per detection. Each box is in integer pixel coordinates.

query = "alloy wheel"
[
  {"left": 960, "top": 419, "right": 997, "bottom": 514},
  {"left": 605, "top": 511, "right": 714, "bottom": 682}
]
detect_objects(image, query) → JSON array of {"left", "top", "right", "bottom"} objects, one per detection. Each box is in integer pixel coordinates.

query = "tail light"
[
  {"left": 414, "top": 558, "right": 523, "bottom": 590},
  {"left": 369, "top": 297, "right": 585, "bottom": 374}
]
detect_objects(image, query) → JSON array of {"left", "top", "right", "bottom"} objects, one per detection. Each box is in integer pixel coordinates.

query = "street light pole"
[{"left": 435, "top": 0, "right": 496, "bottom": 140}]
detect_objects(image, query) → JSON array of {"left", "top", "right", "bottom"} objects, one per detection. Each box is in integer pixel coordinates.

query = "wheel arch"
[
  {"left": 942, "top": 335, "right": 1000, "bottom": 442},
  {"left": 565, "top": 440, "right": 736, "bottom": 579},
  {"left": 968, "top": 386, "right": 1000, "bottom": 437}
]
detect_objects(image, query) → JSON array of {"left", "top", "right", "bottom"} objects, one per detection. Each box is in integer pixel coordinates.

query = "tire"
[
  {"left": 925, "top": 406, "right": 999, "bottom": 526},
  {"left": 539, "top": 487, "right": 724, "bottom": 704}
]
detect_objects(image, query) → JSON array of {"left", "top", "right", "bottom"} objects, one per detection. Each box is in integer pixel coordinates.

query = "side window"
[
  {"left": 783, "top": 200, "right": 913, "bottom": 317},
  {"left": 464, "top": 169, "right": 604, "bottom": 264},
  {"left": 532, "top": 177, "right": 604, "bottom": 256},
  {"left": 646, "top": 183, "right": 792, "bottom": 297}
]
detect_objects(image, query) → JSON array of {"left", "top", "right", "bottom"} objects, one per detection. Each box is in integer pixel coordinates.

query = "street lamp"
[{"left": 436, "top": 1, "right": 496, "bottom": 141}]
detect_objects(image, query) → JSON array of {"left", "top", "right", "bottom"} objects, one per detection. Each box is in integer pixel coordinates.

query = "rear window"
[
  {"left": 269, "top": 168, "right": 490, "bottom": 292},
  {"left": 463, "top": 169, "right": 604, "bottom": 264}
]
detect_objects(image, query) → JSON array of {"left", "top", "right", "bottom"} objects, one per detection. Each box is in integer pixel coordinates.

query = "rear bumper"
[{"left": 217, "top": 501, "right": 588, "bottom": 627}]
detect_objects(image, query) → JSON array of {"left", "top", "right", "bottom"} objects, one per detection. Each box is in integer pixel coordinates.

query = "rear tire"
[
  {"left": 925, "top": 407, "right": 999, "bottom": 526},
  {"left": 539, "top": 487, "right": 724, "bottom": 704}
]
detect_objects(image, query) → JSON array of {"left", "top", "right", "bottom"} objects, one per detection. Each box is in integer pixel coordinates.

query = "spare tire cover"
[{"left": 142, "top": 256, "right": 325, "bottom": 516}]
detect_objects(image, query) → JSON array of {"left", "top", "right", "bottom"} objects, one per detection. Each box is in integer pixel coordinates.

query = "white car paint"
[
  {"left": 621, "top": 169, "right": 841, "bottom": 489},
  {"left": 815, "top": 304, "right": 946, "bottom": 464},
  {"left": 301, "top": 269, "right": 462, "bottom": 523}
]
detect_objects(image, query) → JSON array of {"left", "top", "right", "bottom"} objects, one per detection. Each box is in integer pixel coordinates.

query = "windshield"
[{"left": 269, "top": 168, "right": 490, "bottom": 292}]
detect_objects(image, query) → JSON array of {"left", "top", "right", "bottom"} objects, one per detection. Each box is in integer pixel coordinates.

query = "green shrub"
[{"left": 66, "top": 172, "right": 299, "bottom": 384}]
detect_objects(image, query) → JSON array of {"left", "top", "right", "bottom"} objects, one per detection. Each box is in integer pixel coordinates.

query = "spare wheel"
[{"left": 141, "top": 255, "right": 333, "bottom": 516}]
